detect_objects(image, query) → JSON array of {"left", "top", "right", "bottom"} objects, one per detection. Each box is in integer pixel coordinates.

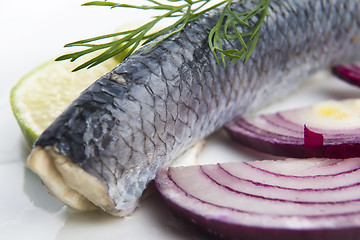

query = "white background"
[{"left": 1, "top": 1, "right": 360, "bottom": 240}]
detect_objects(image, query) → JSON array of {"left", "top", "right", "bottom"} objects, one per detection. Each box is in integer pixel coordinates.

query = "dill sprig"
[
  {"left": 209, "top": 0, "right": 269, "bottom": 66},
  {"left": 56, "top": 0, "right": 269, "bottom": 71}
]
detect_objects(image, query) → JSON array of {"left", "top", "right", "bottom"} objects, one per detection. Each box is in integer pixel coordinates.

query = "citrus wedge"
[{"left": 10, "top": 57, "right": 121, "bottom": 147}]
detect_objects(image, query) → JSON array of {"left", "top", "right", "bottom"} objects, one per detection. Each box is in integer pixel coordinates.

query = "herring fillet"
[{"left": 27, "top": 0, "right": 360, "bottom": 216}]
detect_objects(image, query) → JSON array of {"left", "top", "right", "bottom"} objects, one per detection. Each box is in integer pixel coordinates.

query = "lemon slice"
[{"left": 10, "top": 57, "right": 121, "bottom": 146}]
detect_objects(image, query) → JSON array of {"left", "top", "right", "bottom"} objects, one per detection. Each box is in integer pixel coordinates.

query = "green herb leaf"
[
  {"left": 208, "top": 0, "right": 269, "bottom": 65},
  {"left": 56, "top": 0, "right": 269, "bottom": 71}
]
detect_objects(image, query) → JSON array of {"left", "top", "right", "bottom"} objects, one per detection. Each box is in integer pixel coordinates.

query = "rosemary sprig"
[{"left": 56, "top": 0, "right": 269, "bottom": 71}]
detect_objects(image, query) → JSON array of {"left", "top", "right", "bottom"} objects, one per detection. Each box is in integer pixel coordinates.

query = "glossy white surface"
[{"left": 1, "top": 1, "right": 360, "bottom": 240}]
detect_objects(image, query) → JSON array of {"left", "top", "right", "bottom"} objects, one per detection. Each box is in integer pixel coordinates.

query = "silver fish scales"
[{"left": 28, "top": 0, "right": 360, "bottom": 216}]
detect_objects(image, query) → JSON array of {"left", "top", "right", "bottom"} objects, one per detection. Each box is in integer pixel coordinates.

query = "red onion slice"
[
  {"left": 155, "top": 158, "right": 360, "bottom": 240},
  {"left": 332, "top": 63, "right": 360, "bottom": 87},
  {"left": 225, "top": 98, "right": 360, "bottom": 158}
]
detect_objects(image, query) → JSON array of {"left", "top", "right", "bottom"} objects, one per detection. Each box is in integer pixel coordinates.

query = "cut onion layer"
[
  {"left": 332, "top": 63, "right": 360, "bottom": 87},
  {"left": 225, "top": 98, "right": 360, "bottom": 158},
  {"left": 155, "top": 158, "right": 360, "bottom": 240}
]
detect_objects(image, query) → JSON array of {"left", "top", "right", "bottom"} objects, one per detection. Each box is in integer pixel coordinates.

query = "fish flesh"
[{"left": 27, "top": 0, "right": 360, "bottom": 216}]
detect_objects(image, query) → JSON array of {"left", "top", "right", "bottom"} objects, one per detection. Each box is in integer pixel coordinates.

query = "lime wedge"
[{"left": 10, "top": 57, "right": 121, "bottom": 147}]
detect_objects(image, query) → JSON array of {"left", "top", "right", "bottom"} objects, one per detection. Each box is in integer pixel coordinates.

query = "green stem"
[{"left": 57, "top": 0, "right": 270, "bottom": 71}]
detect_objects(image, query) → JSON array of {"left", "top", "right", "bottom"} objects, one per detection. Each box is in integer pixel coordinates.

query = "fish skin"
[{"left": 32, "top": 0, "right": 360, "bottom": 216}]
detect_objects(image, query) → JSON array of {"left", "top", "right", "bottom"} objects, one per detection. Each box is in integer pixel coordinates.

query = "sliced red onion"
[
  {"left": 332, "top": 63, "right": 360, "bottom": 87},
  {"left": 155, "top": 158, "right": 360, "bottom": 240},
  {"left": 225, "top": 98, "right": 360, "bottom": 158},
  {"left": 304, "top": 125, "right": 323, "bottom": 147}
]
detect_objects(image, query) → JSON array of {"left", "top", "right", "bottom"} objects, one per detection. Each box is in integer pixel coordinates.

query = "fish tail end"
[{"left": 27, "top": 146, "right": 116, "bottom": 214}]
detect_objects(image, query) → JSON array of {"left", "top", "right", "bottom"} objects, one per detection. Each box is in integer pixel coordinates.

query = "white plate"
[{"left": 1, "top": 1, "right": 360, "bottom": 240}]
